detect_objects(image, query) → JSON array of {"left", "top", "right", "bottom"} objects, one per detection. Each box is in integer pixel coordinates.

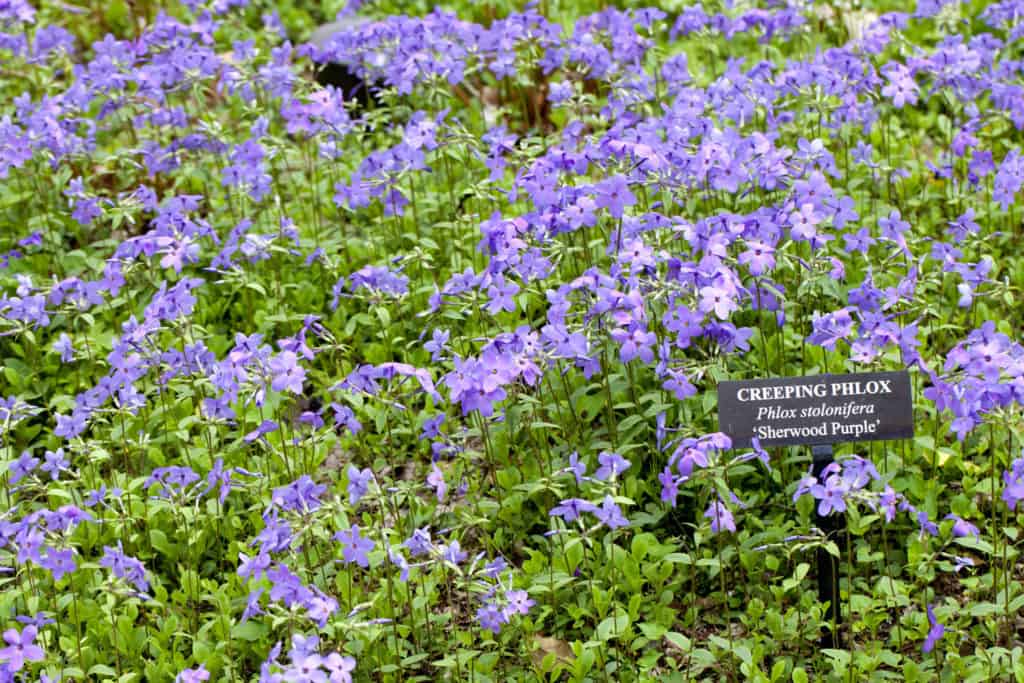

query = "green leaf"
[
  {"left": 665, "top": 632, "right": 690, "bottom": 652},
  {"left": 232, "top": 621, "right": 266, "bottom": 642},
  {"left": 596, "top": 609, "right": 630, "bottom": 641}
]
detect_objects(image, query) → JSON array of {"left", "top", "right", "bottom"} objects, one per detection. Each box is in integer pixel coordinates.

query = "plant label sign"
[{"left": 717, "top": 371, "right": 913, "bottom": 448}]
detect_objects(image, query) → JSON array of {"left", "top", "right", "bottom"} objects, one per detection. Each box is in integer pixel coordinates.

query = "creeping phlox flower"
[
  {"left": 792, "top": 456, "right": 974, "bottom": 543},
  {"left": 258, "top": 635, "right": 356, "bottom": 683},
  {"left": 1001, "top": 452, "right": 1024, "bottom": 511},
  {"left": 922, "top": 604, "right": 946, "bottom": 653},
  {"left": 658, "top": 432, "right": 735, "bottom": 508},
  {"left": 441, "top": 326, "right": 544, "bottom": 416},
  {"left": 924, "top": 322, "right": 1024, "bottom": 441},
  {"left": 100, "top": 542, "right": 151, "bottom": 597},
  {"left": 548, "top": 451, "right": 631, "bottom": 531},
  {"left": 704, "top": 499, "right": 737, "bottom": 534},
  {"left": 175, "top": 665, "right": 210, "bottom": 683},
  {"left": 0, "top": 625, "right": 45, "bottom": 672},
  {"left": 476, "top": 586, "right": 537, "bottom": 635}
]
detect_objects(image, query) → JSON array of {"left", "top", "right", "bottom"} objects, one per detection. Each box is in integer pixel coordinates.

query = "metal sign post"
[{"left": 812, "top": 443, "right": 843, "bottom": 649}]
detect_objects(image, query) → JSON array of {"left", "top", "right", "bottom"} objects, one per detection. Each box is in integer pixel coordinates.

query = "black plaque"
[{"left": 718, "top": 371, "right": 914, "bottom": 448}]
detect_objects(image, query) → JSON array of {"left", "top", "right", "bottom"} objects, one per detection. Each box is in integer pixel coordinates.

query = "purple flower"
[
  {"left": 945, "top": 514, "right": 979, "bottom": 538},
  {"left": 346, "top": 466, "right": 373, "bottom": 505},
  {"left": 953, "top": 556, "right": 974, "bottom": 572},
  {"left": 424, "top": 329, "right": 450, "bottom": 361},
  {"left": 739, "top": 241, "right": 776, "bottom": 276},
  {"left": 238, "top": 552, "right": 271, "bottom": 581},
  {"left": 565, "top": 451, "right": 587, "bottom": 485},
  {"left": 922, "top": 604, "right": 945, "bottom": 653},
  {"left": 176, "top": 666, "right": 210, "bottom": 683},
  {"left": 483, "top": 556, "right": 507, "bottom": 579},
  {"left": 420, "top": 414, "right": 445, "bottom": 441},
  {"left": 0, "top": 625, "right": 44, "bottom": 672},
  {"left": 244, "top": 419, "right": 279, "bottom": 443},
  {"left": 477, "top": 603, "right": 508, "bottom": 634},
  {"left": 595, "top": 495, "right": 629, "bottom": 530},
  {"left": 53, "top": 409, "right": 88, "bottom": 440},
  {"left": 52, "top": 333, "right": 74, "bottom": 362},
  {"left": 335, "top": 525, "right": 374, "bottom": 568},
  {"left": 242, "top": 588, "right": 265, "bottom": 621},
  {"left": 659, "top": 467, "right": 681, "bottom": 506},
  {"left": 40, "top": 448, "right": 69, "bottom": 481},
  {"left": 404, "top": 528, "right": 433, "bottom": 557},
  {"left": 807, "top": 308, "right": 854, "bottom": 351},
  {"left": 549, "top": 498, "right": 597, "bottom": 522},
  {"left": 916, "top": 510, "right": 939, "bottom": 538},
  {"left": 878, "top": 486, "right": 900, "bottom": 522},
  {"left": 40, "top": 548, "right": 76, "bottom": 581},
  {"left": 268, "top": 351, "right": 305, "bottom": 394},
  {"left": 810, "top": 473, "right": 847, "bottom": 517},
  {"left": 504, "top": 589, "right": 535, "bottom": 616},
  {"left": 610, "top": 326, "right": 657, "bottom": 363},
  {"left": 1002, "top": 463, "right": 1024, "bottom": 510},
  {"left": 486, "top": 276, "right": 519, "bottom": 315},
  {"left": 442, "top": 540, "right": 467, "bottom": 565},
  {"left": 271, "top": 476, "right": 326, "bottom": 513},
  {"left": 594, "top": 175, "right": 636, "bottom": 218},
  {"left": 323, "top": 653, "right": 356, "bottom": 682},
  {"left": 698, "top": 285, "right": 737, "bottom": 320},
  {"left": 882, "top": 64, "right": 918, "bottom": 108},
  {"left": 100, "top": 542, "right": 150, "bottom": 594},
  {"left": 8, "top": 450, "right": 39, "bottom": 484},
  {"left": 594, "top": 451, "right": 630, "bottom": 481},
  {"left": 789, "top": 203, "right": 819, "bottom": 242},
  {"left": 329, "top": 403, "right": 362, "bottom": 434},
  {"left": 704, "top": 500, "right": 736, "bottom": 534},
  {"left": 427, "top": 463, "right": 447, "bottom": 502}
]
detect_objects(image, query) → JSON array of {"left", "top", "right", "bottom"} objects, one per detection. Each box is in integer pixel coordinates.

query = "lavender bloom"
[
  {"left": 807, "top": 308, "right": 854, "bottom": 351},
  {"left": 549, "top": 498, "right": 597, "bottom": 522},
  {"left": 271, "top": 476, "right": 326, "bottom": 513},
  {"left": 244, "top": 419, "right": 279, "bottom": 443},
  {"left": 40, "top": 448, "right": 69, "bottom": 481},
  {"left": 922, "top": 605, "right": 945, "bottom": 653},
  {"left": 52, "top": 333, "right": 74, "bottom": 362},
  {"left": 953, "top": 556, "right": 974, "bottom": 573},
  {"left": 504, "top": 589, "right": 535, "bottom": 616},
  {"left": 40, "top": 548, "right": 76, "bottom": 581},
  {"left": 427, "top": 463, "right": 447, "bottom": 502},
  {"left": 659, "top": 467, "right": 681, "bottom": 506},
  {"left": 329, "top": 403, "right": 362, "bottom": 435},
  {"left": 0, "top": 625, "right": 44, "bottom": 672},
  {"left": 594, "top": 175, "right": 635, "bottom": 218},
  {"left": 335, "top": 525, "right": 374, "bottom": 569},
  {"left": 268, "top": 351, "right": 305, "bottom": 394},
  {"left": 477, "top": 603, "right": 508, "bottom": 634},
  {"left": 347, "top": 466, "right": 374, "bottom": 505},
  {"left": 945, "top": 514, "right": 979, "bottom": 538},
  {"left": 565, "top": 451, "right": 587, "bottom": 485},
  {"left": 594, "top": 451, "right": 630, "bottom": 481},
  {"left": 882, "top": 64, "right": 919, "bottom": 108},
  {"left": 175, "top": 666, "right": 210, "bottom": 683},
  {"left": 916, "top": 510, "right": 939, "bottom": 538},
  {"left": 100, "top": 542, "right": 150, "bottom": 595},
  {"left": 442, "top": 540, "right": 468, "bottom": 565},
  {"left": 595, "top": 496, "right": 629, "bottom": 530},
  {"left": 404, "top": 528, "right": 434, "bottom": 557},
  {"left": 8, "top": 451, "right": 38, "bottom": 484},
  {"left": 1002, "top": 457, "right": 1024, "bottom": 510},
  {"left": 809, "top": 468, "right": 847, "bottom": 516},
  {"left": 704, "top": 500, "right": 736, "bottom": 534}
]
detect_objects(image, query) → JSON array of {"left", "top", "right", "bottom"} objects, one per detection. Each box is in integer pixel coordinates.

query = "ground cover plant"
[{"left": 3, "top": 0, "right": 1024, "bottom": 679}]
